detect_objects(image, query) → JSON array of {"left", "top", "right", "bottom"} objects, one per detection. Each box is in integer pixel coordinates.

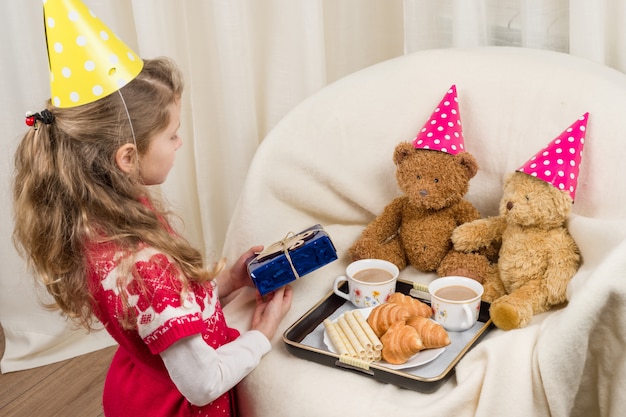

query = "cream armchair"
[{"left": 222, "top": 47, "right": 626, "bottom": 417}]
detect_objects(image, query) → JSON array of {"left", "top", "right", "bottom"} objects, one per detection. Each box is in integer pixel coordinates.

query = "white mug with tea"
[
  {"left": 332, "top": 259, "right": 399, "bottom": 308},
  {"left": 428, "top": 276, "right": 484, "bottom": 331}
]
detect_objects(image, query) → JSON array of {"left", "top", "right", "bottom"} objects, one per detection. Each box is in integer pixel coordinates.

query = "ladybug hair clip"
[{"left": 25, "top": 110, "right": 55, "bottom": 129}]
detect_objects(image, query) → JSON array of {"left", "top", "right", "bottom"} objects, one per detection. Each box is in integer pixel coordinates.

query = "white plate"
[{"left": 323, "top": 307, "right": 446, "bottom": 370}]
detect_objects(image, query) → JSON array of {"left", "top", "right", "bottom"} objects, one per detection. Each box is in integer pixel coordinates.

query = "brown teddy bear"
[
  {"left": 451, "top": 114, "right": 588, "bottom": 330},
  {"left": 350, "top": 86, "right": 494, "bottom": 279}
]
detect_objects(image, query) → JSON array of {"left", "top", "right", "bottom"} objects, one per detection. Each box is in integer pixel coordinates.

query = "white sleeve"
[{"left": 160, "top": 330, "right": 271, "bottom": 406}]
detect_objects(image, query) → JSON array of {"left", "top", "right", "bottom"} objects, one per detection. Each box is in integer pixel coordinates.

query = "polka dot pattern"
[
  {"left": 412, "top": 85, "right": 465, "bottom": 155},
  {"left": 43, "top": 0, "right": 143, "bottom": 108},
  {"left": 517, "top": 113, "right": 588, "bottom": 200}
]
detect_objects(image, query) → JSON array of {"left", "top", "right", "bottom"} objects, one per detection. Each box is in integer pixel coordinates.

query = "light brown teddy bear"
[
  {"left": 350, "top": 86, "right": 494, "bottom": 279},
  {"left": 451, "top": 114, "right": 588, "bottom": 330}
]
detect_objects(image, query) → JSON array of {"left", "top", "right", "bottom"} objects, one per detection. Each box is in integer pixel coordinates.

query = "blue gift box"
[{"left": 247, "top": 224, "right": 338, "bottom": 295}]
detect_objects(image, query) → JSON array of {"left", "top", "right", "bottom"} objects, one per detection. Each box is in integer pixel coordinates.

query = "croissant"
[
  {"left": 381, "top": 321, "right": 424, "bottom": 364},
  {"left": 367, "top": 303, "right": 411, "bottom": 338},
  {"left": 406, "top": 316, "right": 451, "bottom": 349},
  {"left": 387, "top": 292, "right": 432, "bottom": 318}
]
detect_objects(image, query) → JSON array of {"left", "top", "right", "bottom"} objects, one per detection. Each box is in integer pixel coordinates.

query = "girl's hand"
[
  {"left": 215, "top": 245, "right": 263, "bottom": 298},
  {"left": 250, "top": 285, "right": 293, "bottom": 340}
]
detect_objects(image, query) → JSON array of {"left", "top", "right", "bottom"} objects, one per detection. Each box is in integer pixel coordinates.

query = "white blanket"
[{"left": 222, "top": 47, "right": 626, "bottom": 417}]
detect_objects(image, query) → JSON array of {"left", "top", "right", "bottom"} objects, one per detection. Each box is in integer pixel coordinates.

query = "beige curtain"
[{"left": 1, "top": 0, "right": 624, "bottom": 372}]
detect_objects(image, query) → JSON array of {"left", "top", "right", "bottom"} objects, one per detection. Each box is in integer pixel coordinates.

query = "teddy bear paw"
[
  {"left": 349, "top": 239, "right": 407, "bottom": 270},
  {"left": 489, "top": 297, "right": 532, "bottom": 330},
  {"left": 437, "top": 251, "right": 497, "bottom": 285}
]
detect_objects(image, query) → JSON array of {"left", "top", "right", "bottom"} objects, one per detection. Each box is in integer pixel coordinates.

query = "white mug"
[
  {"left": 428, "top": 276, "right": 483, "bottom": 331},
  {"left": 333, "top": 259, "right": 399, "bottom": 308}
]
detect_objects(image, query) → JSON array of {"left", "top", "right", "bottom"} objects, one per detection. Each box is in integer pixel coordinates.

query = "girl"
[{"left": 12, "top": 57, "right": 292, "bottom": 417}]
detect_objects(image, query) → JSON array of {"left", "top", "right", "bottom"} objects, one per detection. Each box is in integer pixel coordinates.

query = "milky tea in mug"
[
  {"left": 333, "top": 259, "right": 399, "bottom": 308},
  {"left": 353, "top": 268, "right": 393, "bottom": 283},
  {"left": 429, "top": 276, "right": 483, "bottom": 331},
  {"left": 435, "top": 285, "right": 478, "bottom": 301}
]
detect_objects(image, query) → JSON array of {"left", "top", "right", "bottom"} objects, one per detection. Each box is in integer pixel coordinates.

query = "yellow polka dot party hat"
[{"left": 43, "top": 0, "right": 143, "bottom": 108}]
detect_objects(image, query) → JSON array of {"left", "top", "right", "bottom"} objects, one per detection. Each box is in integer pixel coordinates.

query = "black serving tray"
[{"left": 283, "top": 279, "right": 493, "bottom": 392}]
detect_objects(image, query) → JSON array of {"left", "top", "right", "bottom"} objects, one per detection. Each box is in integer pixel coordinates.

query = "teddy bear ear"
[
  {"left": 455, "top": 152, "right": 479, "bottom": 179},
  {"left": 393, "top": 142, "right": 417, "bottom": 165}
]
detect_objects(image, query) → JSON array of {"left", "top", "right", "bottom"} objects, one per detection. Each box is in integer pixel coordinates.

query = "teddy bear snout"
[
  {"left": 420, "top": 189, "right": 428, "bottom": 197},
  {"left": 506, "top": 201, "right": 514, "bottom": 211}
]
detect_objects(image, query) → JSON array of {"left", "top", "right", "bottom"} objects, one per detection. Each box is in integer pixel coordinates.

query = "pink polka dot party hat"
[
  {"left": 412, "top": 85, "right": 465, "bottom": 155},
  {"left": 43, "top": 0, "right": 144, "bottom": 108},
  {"left": 517, "top": 113, "right": 588, "bottom": 201}
]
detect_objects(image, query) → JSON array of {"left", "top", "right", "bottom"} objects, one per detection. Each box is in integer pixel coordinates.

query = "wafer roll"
[
  {"left": 323, "top": 318, "right": 349, "bottom": 356},
  {"left": 337, "top": 315, "right": 366, "bottom": 358},
  {"left": 351, "top": 310, "right": 383, "bottom": 351}
]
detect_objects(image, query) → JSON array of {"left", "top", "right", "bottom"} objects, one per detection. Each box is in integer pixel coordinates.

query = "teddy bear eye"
[
  {"left": 434, "top": 178, "right": 439, "bottom": 183},
  {"left": 416, "top": 175, "right": 422, "bottom": 180},
  {"left": 525, "top": 195, "right": 530, "bottom": 201}
]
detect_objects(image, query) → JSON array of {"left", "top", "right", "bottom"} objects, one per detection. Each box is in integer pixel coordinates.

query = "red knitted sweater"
[{"left": 87, "top": 240, "right": 240, "bottom": 417}]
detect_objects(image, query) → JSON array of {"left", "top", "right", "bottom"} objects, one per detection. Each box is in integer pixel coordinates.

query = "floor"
[{"left": 0, "top": 326, "right": 116, "bottom": 417}]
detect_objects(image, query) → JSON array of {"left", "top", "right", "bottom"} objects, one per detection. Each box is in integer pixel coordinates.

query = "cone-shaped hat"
[
  {"left": 43, "top": 0, "right": 143, "bottom": 108},
  {"left": 517, "top": 113, "right": 588, "bottom": 200},
  {"left": 412, "top": 85, "right": 465, "bottom": 155}
]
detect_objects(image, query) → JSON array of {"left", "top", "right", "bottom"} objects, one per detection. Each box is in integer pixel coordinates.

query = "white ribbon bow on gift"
[{"left": 254, "top": 227, "right": 320, "bottom": 279}]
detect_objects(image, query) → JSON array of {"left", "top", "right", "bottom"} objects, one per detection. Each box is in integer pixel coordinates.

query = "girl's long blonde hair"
[{"left": 13, "top": 57, "right": 216, "bottom": 330}]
